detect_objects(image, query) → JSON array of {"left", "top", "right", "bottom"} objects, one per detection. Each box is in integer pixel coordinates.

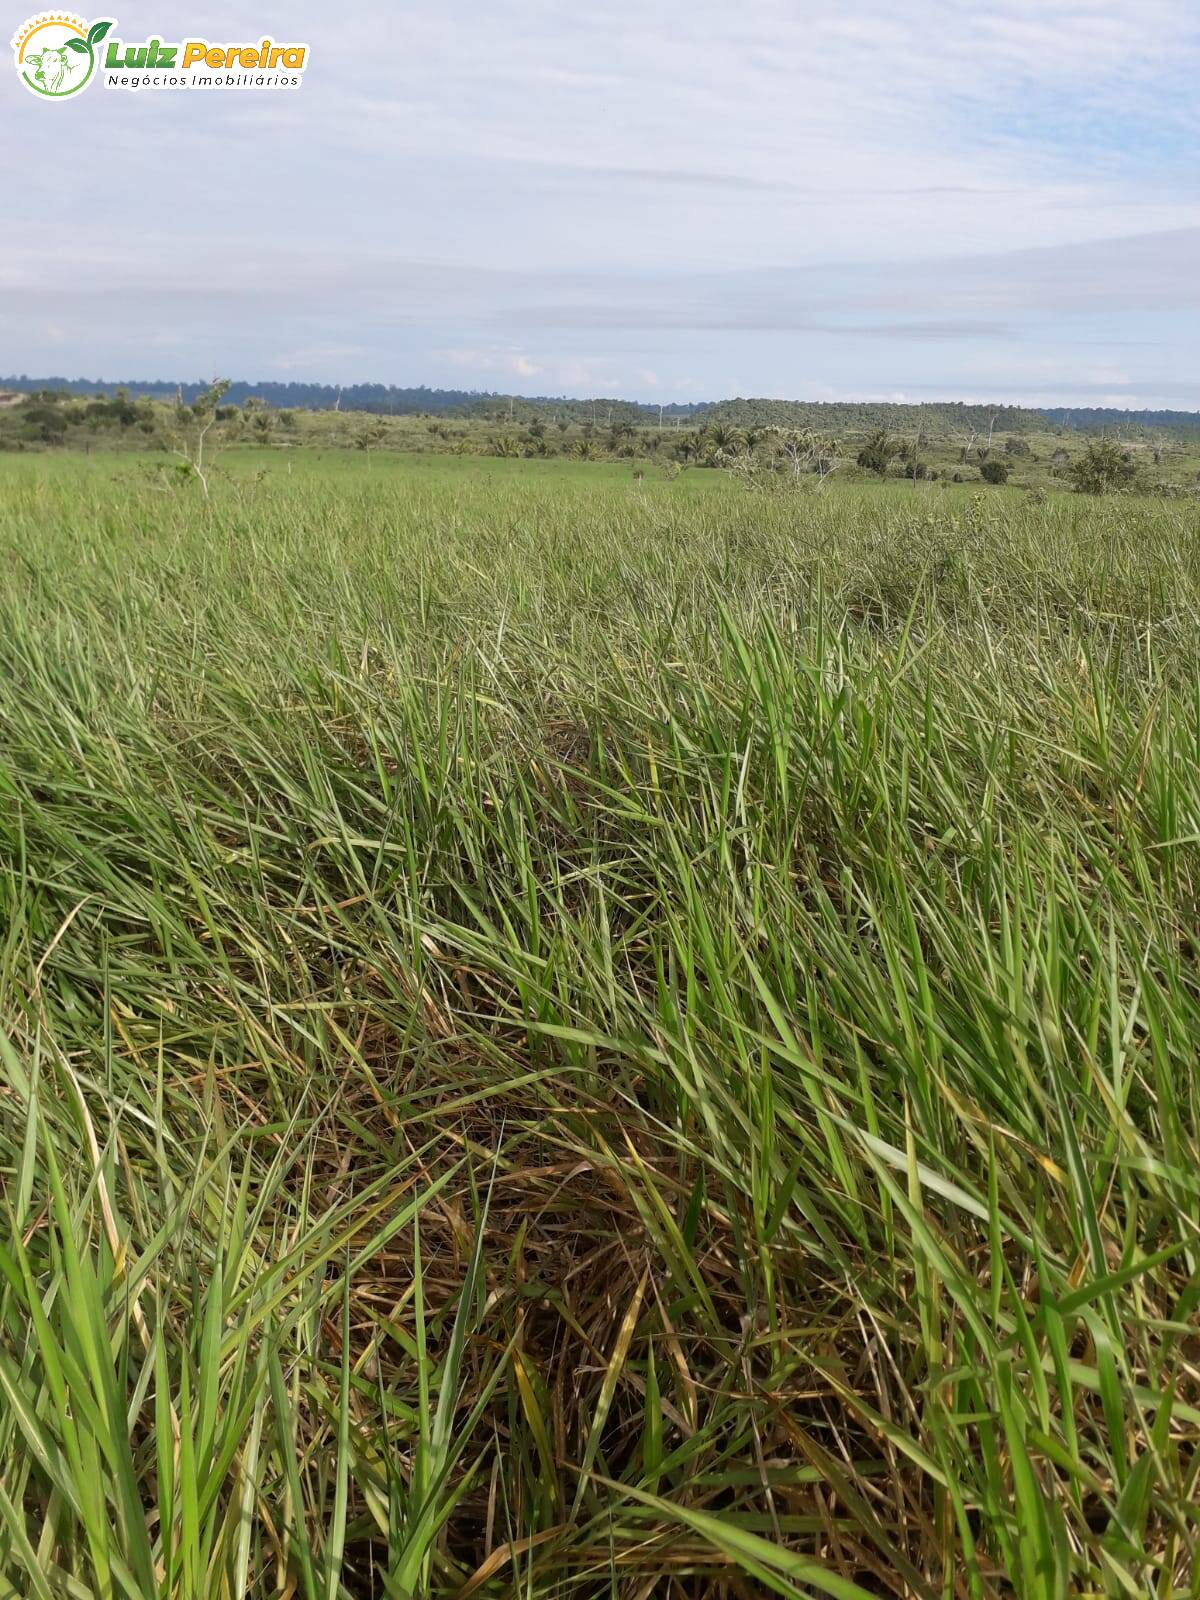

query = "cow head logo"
[{"left": 11, "top": 13, "right": 113, "bottom": 97}]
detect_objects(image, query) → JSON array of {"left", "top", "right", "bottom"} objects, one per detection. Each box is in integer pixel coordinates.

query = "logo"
[
  {"left": 11, "top": 13, "right": 112, "bottom": 97},
  {"left": 11, "top": 14, "right": 309, "bottom": 95}
]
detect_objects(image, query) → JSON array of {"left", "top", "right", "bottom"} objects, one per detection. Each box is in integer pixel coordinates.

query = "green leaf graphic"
[
  {"left": 87, "top": 20, "right": 112, "bottom": 45},
  {"left": 65, "top": 37, "right": 89, "bottom": 52}
]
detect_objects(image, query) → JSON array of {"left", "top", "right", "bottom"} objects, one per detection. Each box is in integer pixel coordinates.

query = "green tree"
[
  {"left": 1068, "top": 438, "right": 1138, "bottom": 495},
  {"left": 699, "top": 423, "right": 743, "bottom": 464},
  {"left": 21, "top": 403, "right": 66, "bottom": 445},
  {"left": 857, "top": 428, "right": 898, "bottom": 476},
  {"left": 158, "top": 378, "right": 232, "bottom": 497}
]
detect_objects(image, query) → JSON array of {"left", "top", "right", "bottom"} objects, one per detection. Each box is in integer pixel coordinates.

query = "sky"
[{"left": 3, "top": 0, "right": 1199, "bottom": 407}]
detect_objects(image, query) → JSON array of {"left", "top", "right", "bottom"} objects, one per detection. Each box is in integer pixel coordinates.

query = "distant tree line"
[
  {"left": 0, "top": 376, "right": 703, "bottom": 424},
  {"left": 702, "top": 399, "right": 1049, "bottom": 434},
  {"left": 2, "top": 376, "right": 1197, "bottom": 438},
  {"left": 1040, "top": 406, "right": 1200, "bottom": 436}
]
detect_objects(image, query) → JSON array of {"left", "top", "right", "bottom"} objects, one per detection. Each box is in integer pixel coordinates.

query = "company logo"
[
  {"left": 11, "top": 13, "right": 309, "bottom": 95},
  {"left": 11, "top": 13, "right": 112, "bottom": 96}
]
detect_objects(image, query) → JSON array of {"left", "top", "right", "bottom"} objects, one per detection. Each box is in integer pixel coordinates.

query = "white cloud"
[{"left": 1, "top": 0, "right": 1196, "bottom": 403}]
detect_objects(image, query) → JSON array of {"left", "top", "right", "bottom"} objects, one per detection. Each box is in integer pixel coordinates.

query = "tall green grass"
[{"left": 1, "top": 462, "right": 1198, "bottom": 1597}]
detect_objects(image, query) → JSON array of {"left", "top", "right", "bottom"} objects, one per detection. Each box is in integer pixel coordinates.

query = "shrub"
[
  {"left": 980, "top": 461, "right": 1010, "bottom": 485},
  {"left": 1069, "top": 438, "right": 1139, "bottom": 495},
  {"left": 21, "top": 404, "right": 66, "bottom": 444}
]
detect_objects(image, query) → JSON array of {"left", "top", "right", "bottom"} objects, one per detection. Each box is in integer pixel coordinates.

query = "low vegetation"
[
  {"left": 4, "top": 385, "right": 1200, "bottom": 499},
  {"left": 1, "top": 457, "right": 1199, "bottom": 1597}
]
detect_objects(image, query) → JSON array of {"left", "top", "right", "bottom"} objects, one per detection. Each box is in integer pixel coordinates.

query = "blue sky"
[{"left": 3, "top": 0, "right": 1199, "bottom": 405}]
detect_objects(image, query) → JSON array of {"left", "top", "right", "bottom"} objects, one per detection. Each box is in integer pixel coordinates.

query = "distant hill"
[
  {"left": 692, "top": 398, "right": 1049, "bottom": 433},
  {"left": 0, "top": 376, "right": 513, "bottom": 414},
  {"left": 0, "top": 375, "right": 702, "bottom": 424},
  {"left": 1039, "top": 406, "right": 1200, "bottom": 435},
  {"left": 3, "top": 376, "right": 1197, "bottom": 435}
]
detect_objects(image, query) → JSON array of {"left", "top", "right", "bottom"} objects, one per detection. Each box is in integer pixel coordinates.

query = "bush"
[
  {"left": 21, "top": 404, "right": 66, "bottom": 444},
  {"left": 980, "top": 461, "right": 1010, "bottom": 485},
  {"left": 1069, "top": 438, "right": 1139, "bottom": 495}
]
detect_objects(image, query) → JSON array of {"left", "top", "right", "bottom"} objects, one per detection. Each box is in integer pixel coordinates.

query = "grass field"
[
  {"left": 9, "top": 387, "right": 1200, "bottom": 499},
  {"left": 53, "top": 446, "right": 738, "bottom": 492},
  {"left": 1, "top": 457, "right": 1198, "bottom": 1598}
]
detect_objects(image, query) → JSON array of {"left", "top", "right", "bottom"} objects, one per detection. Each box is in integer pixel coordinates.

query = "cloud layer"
[{"left": 3, "top": 0, "right": 1198, "bottom": 404}]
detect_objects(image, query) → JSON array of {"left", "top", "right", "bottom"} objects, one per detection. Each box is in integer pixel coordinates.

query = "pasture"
[{"left": 1, "top": 455, "right": 1198, "bottom": 1597}]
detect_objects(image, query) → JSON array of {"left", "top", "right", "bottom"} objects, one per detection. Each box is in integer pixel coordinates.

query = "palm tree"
[
  {"left": 856, "top": 428, "right": 898, "bottom": 477},
  {"left": 706, "top": 423, "right": 744, "bottom": 456}
]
